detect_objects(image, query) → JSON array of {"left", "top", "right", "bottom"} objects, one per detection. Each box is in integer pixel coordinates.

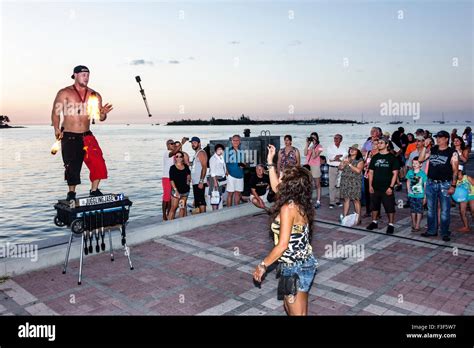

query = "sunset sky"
[{"left": 1, "top": 0, "right": 472, "bottom": 124}]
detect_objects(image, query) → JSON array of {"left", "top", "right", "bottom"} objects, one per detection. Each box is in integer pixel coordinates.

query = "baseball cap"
[
  {"left": 71, "top": 65, "right": 90, "bottom": 79},
  {"left": 191, "top": 136, "right": 201, "bottom": 143},
  {"left": 379, "top": 136, "right": 390, "bottom": 144},
  {"left": 349, "top": 144, "right": 359, "bottom": 150},
  {"left": 434, "top": 130, "right": 450, "bottom": 138}
]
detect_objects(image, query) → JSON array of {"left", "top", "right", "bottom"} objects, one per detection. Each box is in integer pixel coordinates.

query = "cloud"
[
  {"left": 229, "top": 41, "right": 240, "bottom": 45},
  {"left": 288, "top": 40, "right": 302, "bottom": 46},
  {"left": 188, "top": 56, "right": 195, "bottom": 60},
  {"left": 168, "top": 60, "right": 180, "bottom": 64},
  {"left": 130, "top": 59, "right": 153, "bottom": 66}
]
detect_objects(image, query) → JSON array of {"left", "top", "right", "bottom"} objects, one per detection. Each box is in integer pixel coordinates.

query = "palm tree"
[{"left": 0, "top": 115, "right": 11, "bottom": 126}]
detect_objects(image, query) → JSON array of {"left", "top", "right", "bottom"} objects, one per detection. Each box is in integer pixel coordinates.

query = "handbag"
[
  {"left": 276, "top": 264, "right": 300, "bottom": 300},
  {"left": 210, "top": 190, "right": 221, "bottom": 205}
]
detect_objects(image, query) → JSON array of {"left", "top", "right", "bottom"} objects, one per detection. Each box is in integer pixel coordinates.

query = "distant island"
[
  {"left": 167, "top": 114, "right": 362, "bottom": 126},
  {"left": 0, "top": 115, "right": 25, "bottom": 129}
]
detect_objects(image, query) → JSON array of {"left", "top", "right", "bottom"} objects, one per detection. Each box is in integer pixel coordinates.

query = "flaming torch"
[
  {"left": 51, "top": 140, "right": 61, "bottom": 155},
  {"left": 87, "top": 92, "right": 101, "bottom": 124},
  {"left": 51, "top": 126, "right": 64, "bottom": 155}
]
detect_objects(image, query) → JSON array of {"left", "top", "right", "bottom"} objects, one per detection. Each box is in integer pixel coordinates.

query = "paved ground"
[{"left": 1, "top": 189, "right": 473, "bottom": 316}]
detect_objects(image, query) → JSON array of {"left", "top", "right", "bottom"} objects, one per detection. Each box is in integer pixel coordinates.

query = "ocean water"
[{"left": 0, "top": 122, "right": 469, "bottom": 244}]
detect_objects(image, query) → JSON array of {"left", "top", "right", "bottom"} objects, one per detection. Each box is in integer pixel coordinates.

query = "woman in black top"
[{"left": 168, "top": 151, "right": 191, "bottom": 220}]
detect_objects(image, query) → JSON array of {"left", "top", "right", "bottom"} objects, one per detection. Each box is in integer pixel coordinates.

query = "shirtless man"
[{"left": 51, "top": 65, "right": 113, "bottom": 201}]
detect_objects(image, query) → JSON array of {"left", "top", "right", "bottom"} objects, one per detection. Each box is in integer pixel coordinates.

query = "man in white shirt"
[
  {"left": 162, "top": 139, "right": 175, "bottom": 220},
  {"left": 326, "top": 134, "right": 347, "bottom": 208}
]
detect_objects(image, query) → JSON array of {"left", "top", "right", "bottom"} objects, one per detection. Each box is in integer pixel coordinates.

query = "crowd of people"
[
  {"left": 161, "top": 126, "right": 473, "bottom": 242},
  {"left": 160, "top": 125, "right": 472, "bottom": 316},
  {"left": 161, "top": 134, "right": 272, "bottom": 220}
]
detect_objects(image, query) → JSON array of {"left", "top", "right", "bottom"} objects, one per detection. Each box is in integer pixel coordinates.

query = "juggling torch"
[{"left": 135, "top": 76, "right": 152, "bottom": 117}]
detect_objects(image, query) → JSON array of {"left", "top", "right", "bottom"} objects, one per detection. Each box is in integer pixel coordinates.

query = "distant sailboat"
[{"left": 436, "top": 112, "right": 445, "bottom": 124}]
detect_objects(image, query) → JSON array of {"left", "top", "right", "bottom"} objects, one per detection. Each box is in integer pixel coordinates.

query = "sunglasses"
[{"left": 175, "top": 156, "right": 183, "bottom": 159}]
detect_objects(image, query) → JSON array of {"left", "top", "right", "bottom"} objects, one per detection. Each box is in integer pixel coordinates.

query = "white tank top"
[{"left": 191, "top": 149, "right": 205, "bottom": 185}]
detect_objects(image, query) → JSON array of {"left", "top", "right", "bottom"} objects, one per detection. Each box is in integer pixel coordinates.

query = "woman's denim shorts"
[{"left": 280, "top": 255, "right": 318, "bottom": 292}]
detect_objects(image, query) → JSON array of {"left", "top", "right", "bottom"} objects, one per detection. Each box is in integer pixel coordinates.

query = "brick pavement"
[{"left": 1, "top": 191, "right": 473, "bottom": 316}]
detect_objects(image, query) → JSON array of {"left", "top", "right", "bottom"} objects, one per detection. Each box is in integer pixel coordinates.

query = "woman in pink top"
[{"left": 304, "top": 132, "right": 323, "bottom": 208}]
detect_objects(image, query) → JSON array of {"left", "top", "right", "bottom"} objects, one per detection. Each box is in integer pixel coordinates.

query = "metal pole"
[
  {"left": 108, "top": 228, "right": 114, "bottom": 262},
  {"left": 78, "top": 233, "right": 85, "bottom": 285},
  {"left": 62, "top": 232, "right": 73, "bottom": 274}
]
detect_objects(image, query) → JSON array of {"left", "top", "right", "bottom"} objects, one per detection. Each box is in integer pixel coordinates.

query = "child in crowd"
[
  {"left": 406, "top": 157, "right": 427, "bottom": 232},
  {"left": 320, "top": 156, "right": 329, "bottom": 187}
]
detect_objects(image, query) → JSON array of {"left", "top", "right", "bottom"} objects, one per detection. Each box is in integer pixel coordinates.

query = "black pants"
[
  {"left": 61, "top": 132, "right": 86, "bottom": 186},
  {"left": 193, "top": 184, "right": 207, "bottom": 207}
]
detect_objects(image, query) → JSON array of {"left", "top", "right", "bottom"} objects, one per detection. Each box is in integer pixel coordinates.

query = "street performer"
[{"left": 51, "top": 65, "right": 113, "bottom": 201}]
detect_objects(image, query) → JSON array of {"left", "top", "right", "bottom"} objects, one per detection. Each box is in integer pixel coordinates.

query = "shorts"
[
  {"left": 250, "top": 192, "right": 268, "bottom": 203},
  {"left": 226, "top": 175, "right": 244, "bottom": 192},
  {"left": 370, "top": 190, "right": 396, "bottom": 214},
  {"left": 171, "top": 188, "right": 189, "bottom": 198},
  {"left": 280, "top": 255, "right": 318, "bottom": 293},
  {"left": 162, "top": 178, "right": 172, "bottom": 202},
  {"left": 61, "top": 131, "right": 107, "bottom": 185},
  {"left": 310, "top": 165, "right": 321, "bottom": 179},
  {"left": 83, "top": 135, "right": 108, "bottom": 182},
  {"left": 192, "top": 184, "right": 207, "bottom": 207},
  {"left": 409, "top": 197, "right": 424, "bottom": 214}
]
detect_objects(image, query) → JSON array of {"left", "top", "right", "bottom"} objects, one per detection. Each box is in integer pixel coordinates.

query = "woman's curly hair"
[{"left": 269, "top": 166, "right": 315, "bottom": 240}]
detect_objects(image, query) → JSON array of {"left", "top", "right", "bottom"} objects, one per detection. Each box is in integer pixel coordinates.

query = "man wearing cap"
[
  {"left": 190, "top": 137, "right": 208, "bottom": 213},
  {"left": 418, "top": 130, "right": 459, "bottom": 241},
  {"left": 406, "top": 135, "right": 429, "bottom": 172},
  {"left": 405, "top": 128, "right": 426, "bottom": 159},
  {"left": 51, "top": 65, "right": 113, "bottom": 201}
]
